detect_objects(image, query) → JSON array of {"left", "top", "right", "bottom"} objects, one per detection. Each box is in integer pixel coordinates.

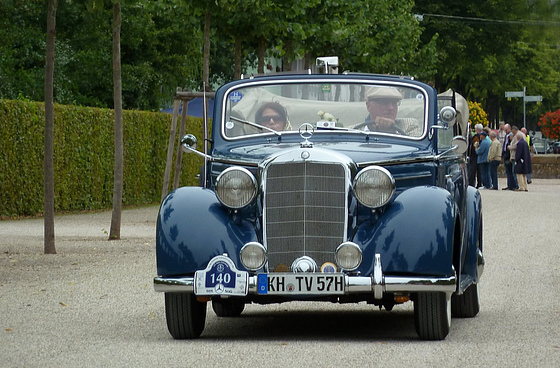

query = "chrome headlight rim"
[
  {"left": 335, "top": 241, "right": 363, "bottom": 271},
  {"left": 215, "top": 166, "right": 257, "bottom": 209},
  {"left": 240, "top": 242, "right": 267, "bottom": 271},
  {"left": 353, "top": 165, "right": 395, "bottom": 209}
]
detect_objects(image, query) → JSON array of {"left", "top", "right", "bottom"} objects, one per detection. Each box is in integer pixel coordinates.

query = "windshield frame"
[{"left": 218, "top": 76, "right": 431, "bottom": 142}]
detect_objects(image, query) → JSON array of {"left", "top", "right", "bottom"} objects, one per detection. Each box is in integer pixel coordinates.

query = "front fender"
[
  {"left": 354, "top": 186, "right": 457, "bottom": 277},
  {"left": 156, "top": 187, "right": 258, "bottom": 277},
  {"left": 463, "top": 186, "right": 483, "bottom": 284}
]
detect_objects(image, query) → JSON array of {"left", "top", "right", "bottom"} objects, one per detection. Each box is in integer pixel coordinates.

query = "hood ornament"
[{"left": 299, "top": 123, "right": 314, "bottom": 148}]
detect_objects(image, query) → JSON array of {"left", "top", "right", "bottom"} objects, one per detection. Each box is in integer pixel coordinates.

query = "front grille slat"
[{"left": 264, "top": 161, "right": 347, "bottom": 271}]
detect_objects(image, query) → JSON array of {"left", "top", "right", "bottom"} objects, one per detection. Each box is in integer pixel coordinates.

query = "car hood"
[{"left": 213, "top": 141, "right": 433, "bottom": 166}]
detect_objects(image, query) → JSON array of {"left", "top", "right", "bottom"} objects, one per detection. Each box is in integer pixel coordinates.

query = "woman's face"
[{"left": 258, "top": 107, "right": 286, "bottom": 131}]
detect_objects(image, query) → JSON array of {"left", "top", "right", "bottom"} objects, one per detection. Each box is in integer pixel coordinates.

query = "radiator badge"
[{"left": 321, "top": 262, "right": 337, "bottom": 273}]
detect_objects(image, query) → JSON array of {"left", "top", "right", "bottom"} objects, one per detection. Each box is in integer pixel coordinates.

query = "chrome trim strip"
[
  {"left": 154, "top": 274, "right": 456, "bottom": 295},
  {"left": 383, "top": 276, "right": 456, "bottom": 293},
  {"left": 357, "top": 156, "right": 436, "bottom": 168},
  {"left": 373, "top": 254, "right": 383, "bottom": 299},
  {"left": 154, "top": 277, "right": 194, "bottom": 292},
  {"left": 393, "top": 173, "right": 433, "bottom": 181},
  {"left": 477, "top": 249, "right": 485, "bottom": 279}
]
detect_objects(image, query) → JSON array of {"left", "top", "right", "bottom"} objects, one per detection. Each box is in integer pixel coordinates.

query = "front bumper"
[{"left": 154, "top": 254, "right": 457, "bottom": 298}]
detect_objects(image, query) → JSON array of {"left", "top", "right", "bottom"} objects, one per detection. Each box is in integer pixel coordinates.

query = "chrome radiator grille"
[{"left": 264, "top": 161, "right": 347, "bottom": 271}]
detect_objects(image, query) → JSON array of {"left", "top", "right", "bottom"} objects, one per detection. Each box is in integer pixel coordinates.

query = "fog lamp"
[
  {"left": 240, "top": 242, "right": 267, "bottom": 271},
  {"left": 335, "top": 242, "right": 362, "bottom": 271}
]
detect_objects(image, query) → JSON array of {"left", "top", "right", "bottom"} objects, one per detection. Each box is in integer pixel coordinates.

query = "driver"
[
  {"left": 361, "top": 87, "right": 421, "bottom": 136},
  {"left": 254, "top": 102, "right": 292, "bottom": 131}
]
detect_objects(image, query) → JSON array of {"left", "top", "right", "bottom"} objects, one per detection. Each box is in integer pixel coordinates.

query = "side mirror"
[
  {"left": 451, "top": 135, "right": 468, "bottom": 154},
  {"left": 435, "top": 135, "right": 468, "bottom": 158},
  {"left": 180, "top": 134, "right": 213, "bottom": 161},
  {"left": 181, "top": 134, "right": 198, "bottom": 152}
]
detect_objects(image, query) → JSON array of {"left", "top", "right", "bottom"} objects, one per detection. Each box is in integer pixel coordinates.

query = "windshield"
[{"left": 222, "top": 80, "right": 427, "bottom": 140}]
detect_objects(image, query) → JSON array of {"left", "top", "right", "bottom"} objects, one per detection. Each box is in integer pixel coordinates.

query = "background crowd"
[{"left": 468, "top": 122, "right": 534, "bottom": 192}]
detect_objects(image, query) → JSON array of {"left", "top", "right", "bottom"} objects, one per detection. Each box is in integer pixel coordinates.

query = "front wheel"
[
  {"left": 414, "top": 292, "right": 451, "bottom": 340},
  {"left": 164, "top": 292, "right": 207, "bottom": 339}
]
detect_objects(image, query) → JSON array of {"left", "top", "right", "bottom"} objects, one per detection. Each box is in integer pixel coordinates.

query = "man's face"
[
  {"left": 366, "top": 98, "right": 399, "bottom": 122},
  {"left": 259, "top": 107, "right": 286, "bottom": 131}
]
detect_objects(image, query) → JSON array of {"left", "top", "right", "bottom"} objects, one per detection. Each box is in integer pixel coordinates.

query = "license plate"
[
  {"left": 257, "top": 273, "right": 345, "bottom": 295},
  {"left": 194, "top": 256, "right": 248, "bottom": 296}
]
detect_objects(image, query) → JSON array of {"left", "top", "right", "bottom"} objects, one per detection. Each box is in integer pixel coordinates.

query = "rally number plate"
[
  {"left": 194, "top": 256, "right": 248, "bottom": 296},
  {"left": 257, "top": 273, "right": 345, "bottom": 295}
]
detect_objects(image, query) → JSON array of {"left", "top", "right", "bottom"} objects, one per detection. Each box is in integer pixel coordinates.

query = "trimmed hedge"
[{"left": 0, "top": 100, "right": 204, "bottom": 217}]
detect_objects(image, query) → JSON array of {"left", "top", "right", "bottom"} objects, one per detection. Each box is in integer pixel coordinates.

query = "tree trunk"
[
  {"left": 283, "top": 39, "right": 292, "bottom": 72},
  {"left": 202, "top": 9, "right": 211, "bottom": 90},
  {"left": 109, "top": 1, "right": 123, "bottom": 240},
  {"left": 258, "top": 36, "right": 265, "bottom": 74},
  {"left": 234, "top": 35, "right": 242, "bottom": 79},
  {"left": 44, "top": 0, "right": 57, "bottom": 254}
]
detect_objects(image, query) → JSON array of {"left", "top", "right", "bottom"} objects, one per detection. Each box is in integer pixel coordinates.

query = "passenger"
[
  {"left": 361, "top": 87, "right": 421, "bottom": 136},
  {"left": 254, "top": 102, "right": 292, "bottom": 131}
]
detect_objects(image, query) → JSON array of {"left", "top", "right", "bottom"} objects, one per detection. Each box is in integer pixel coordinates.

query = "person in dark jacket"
[
  {"left": 501, "top": 123, "right": 517, "bottom": 191},
  {"left": 514, "top": 131, "right": 532, "bottom": 192}
]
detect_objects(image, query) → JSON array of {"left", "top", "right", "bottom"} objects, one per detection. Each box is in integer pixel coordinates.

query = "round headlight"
[
  {"left": 240, "top": 242, "right": 267, "bottom": 271},
  {"left": 215, "top": 167, "right": 257, "bottom": 209},
  {"left": 353, "top": 166, "right": 395, "bottom": 208},
  {"left": 335, "top": 242, "right": 362, "bottom": 271}
]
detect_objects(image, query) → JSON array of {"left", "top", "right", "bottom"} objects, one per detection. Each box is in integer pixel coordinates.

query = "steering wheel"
[{"left": 352, "top": 120, "right": 407, "bottom": 135}]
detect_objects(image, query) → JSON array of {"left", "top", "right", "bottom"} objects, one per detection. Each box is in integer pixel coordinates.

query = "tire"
[
  {"left": 212, "top": 298, "right": 245, "bottom": 317},
  {"left": 452, "top": 211, "right": 482, "bottom": 318},
  {"left": 414, "top": 292, "right": 451, "bottom": 340},
  {"left": 164, "top": 292, "right": 207, "bottom": 339},
  {"left": 451, "top": 282, "right": 480, "bottom": 317}
]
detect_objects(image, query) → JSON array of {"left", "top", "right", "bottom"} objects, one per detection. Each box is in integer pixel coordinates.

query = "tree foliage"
[
  {"left": 413, "top": 0, "right": 560, "bottom": 129},
  {"left": 0, "top": 0, "right": 559, "bottom": 126}
]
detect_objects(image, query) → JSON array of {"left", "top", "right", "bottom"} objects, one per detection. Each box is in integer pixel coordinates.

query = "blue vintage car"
[{"left": 154, "top": 68, "right": 484, "bottom": 340}]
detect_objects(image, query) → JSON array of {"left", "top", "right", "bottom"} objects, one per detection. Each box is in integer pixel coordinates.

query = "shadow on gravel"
[{"left": 199, "top": 307, "right": 419, "bottom": 342}]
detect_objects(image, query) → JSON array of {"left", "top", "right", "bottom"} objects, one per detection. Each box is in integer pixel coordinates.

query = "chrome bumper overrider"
[{"left": 154, "top": 254, "right": 457, "bottom": 297}]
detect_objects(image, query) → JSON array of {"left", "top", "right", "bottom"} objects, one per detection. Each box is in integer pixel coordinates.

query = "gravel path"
[{"left": 1, "top": 180, "right": 559, "bottom": 367}]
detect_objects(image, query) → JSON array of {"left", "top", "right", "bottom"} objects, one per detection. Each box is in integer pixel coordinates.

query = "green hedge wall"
[{"left": 0, "top": 100, "right": 205, "bottom": 217}]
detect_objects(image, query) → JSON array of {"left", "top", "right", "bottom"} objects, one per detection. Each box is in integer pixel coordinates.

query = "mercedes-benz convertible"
[{"left": 154, "top": 67, "right": 484, "bottom": 340}]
